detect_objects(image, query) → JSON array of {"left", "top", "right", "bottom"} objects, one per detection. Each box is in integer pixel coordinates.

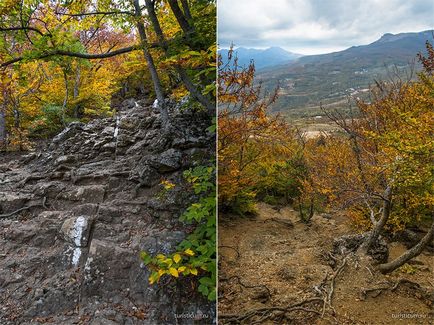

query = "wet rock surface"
[{"left": 0, "top": 99, "right": 215, "bottom": 324}]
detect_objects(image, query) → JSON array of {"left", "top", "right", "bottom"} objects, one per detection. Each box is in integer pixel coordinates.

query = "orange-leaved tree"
[
  {"left": 218, "top": 48, "right": 305, "bottom": 214},
  {"left": 304, "top": 42, "right": 434, "bottom": 273}
]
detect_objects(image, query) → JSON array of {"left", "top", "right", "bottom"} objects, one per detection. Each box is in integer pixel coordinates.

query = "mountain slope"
[
  {"left": 0, "top": 100, "right": 215, "bottom": 324},
  {"left": 219, "top": 47, "right": 302, "bottom": 69},
  {"left": 257, "top": 30, "right": 432, "bottom": 117}
]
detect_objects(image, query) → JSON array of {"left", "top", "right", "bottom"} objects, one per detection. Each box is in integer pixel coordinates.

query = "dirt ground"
[{"left": 218, "top": 202, "right": 434, "bottom": 324}]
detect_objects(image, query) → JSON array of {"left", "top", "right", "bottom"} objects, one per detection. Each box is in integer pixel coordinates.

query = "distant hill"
[
  {"left": 219, "top": 47, "right": 302, "bottom": 70},
  {"left": 256, "top": 30, "right": 433, "bottom": 118}
]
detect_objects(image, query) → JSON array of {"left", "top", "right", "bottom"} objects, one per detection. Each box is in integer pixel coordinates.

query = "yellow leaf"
[
  {"left": 163, "top": 258, "right": 173, "bottom": 266},
  {"left": 158, "top": 269, "right": 165, "bottom": 277},
  {"left": 178, "top": 266, "right": 186, "bottom": 272},
  {"left": 173, "top": 254, "right": 182, "bottom": 264},
  {"left": 190, "top": 268, "right": 198, "bottom": 275},
  {"left": 184, "top": 249, "right": 195, "bottom": 256},
  {"left": 169, "top": 267, "right": 179, "bottom": 278}
]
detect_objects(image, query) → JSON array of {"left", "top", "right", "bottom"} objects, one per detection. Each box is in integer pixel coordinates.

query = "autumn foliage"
[
  {"left": 219, "top": 42, "right": 433, "bottom": 272},
  {"left": 218, "top": 49, "right": 305, "bottom": 214},
  {"left": 304, "top": 54, "right": 433, "bottom": 233},
  {"left": 0, "top": 0, "right": 216, "bottom": 150}
]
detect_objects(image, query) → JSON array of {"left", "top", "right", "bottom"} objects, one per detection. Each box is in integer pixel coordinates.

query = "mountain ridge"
[
  {"left": 219, "top": 46, "right": 303, "bottom": 69},
  {"left": 255, "top": 30, "right": 433, "bottom": 117}
]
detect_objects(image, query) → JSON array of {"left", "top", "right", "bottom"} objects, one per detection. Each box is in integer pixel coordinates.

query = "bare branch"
[
  {"left": 0, "top": 26, "right": 45, "bottom": 36},
  {"left": 54, "top": 10, "right": 134, "bottom": 17},
  {"left": 0, "top": 45, "right": 139, "bottom": 68}
]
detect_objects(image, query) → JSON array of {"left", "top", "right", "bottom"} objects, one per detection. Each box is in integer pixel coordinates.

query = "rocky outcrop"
[
  {"left": 0, "top": 99, "right": 215, "bottom": 324},
  {"left": 332, "top": 233, "right": 389, "bottom": 263}
]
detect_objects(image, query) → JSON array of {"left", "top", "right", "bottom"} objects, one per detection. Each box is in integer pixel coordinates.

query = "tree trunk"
[
  {"left": 180, "top": 0, "right": 192, "bottom": 21},
  {"left": 13, "top": 107, "right": 20, "bottom": 128},
  {"left": 62, "top": 69, "right": 69, "bottom": 126},
  {"left": 145, "top": 0, "right": 215, "bottom": 113},
  {"left": 73, "top": 65, "right": 80, "bottom": 99},
  {"left": 0, "top": 104, "right": 7, "bottom": 150},
  {"left": 167, "top": 0, "right": 193, "bottom": 36},
  {"left": 133, "top": 0, "right": 168, "bottom": 125},
  {"left": 377, "top": 218, "right": 434, "bottom": 273},
  {"left": 361, "top": 186, "right": 392, "bottom": 252},
  {"left": 73, "top": 65, "right": 81, "bottom": 118}
]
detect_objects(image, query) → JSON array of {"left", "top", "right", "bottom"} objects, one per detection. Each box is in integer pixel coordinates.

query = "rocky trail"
[
  {"left": 0, "top": 99, "right": 215, "bottom": 324},
  {"left": 219, "top": 203, "right": 434, "bottom": 324}
]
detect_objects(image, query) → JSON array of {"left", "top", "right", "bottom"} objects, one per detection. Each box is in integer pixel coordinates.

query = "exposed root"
[
  {"left": 219, "top": 245, "right": 241, "bottom": 258},
  {"left": 18, "top": 174, "right": 47, "bottom": 188},
  {"left": 220, "top": 275, "right": 271, "bottom": 297},
  {"left": 263, "top": 217, "right": 293, "bottom": 228},
  {"left": 0, "top": 196, "right": 47, "bottom": 218},
  {"left": 360, "top": 278, "right": 429, "bottom": 302},
  {"left": 219, "top": 256, "right": 351, "bottom": 324},
  {"left": 328, "top": 255, "right": 348, "bottom": 306},
  {"left": 219, "top": 297, "right": 323, "bottom": 324}
]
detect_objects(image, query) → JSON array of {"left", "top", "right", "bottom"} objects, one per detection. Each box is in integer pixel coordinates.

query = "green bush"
[{"left": 141, "top": 165, "right": 216, "bottom": 301}]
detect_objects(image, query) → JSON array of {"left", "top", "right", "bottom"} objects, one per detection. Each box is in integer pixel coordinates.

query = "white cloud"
[{"left": 218, "top": 0, "right": 434, "bottom": 54}]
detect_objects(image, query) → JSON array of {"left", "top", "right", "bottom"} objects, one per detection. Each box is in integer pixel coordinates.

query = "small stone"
[{"left": 54, "top": 155, "right": 76, "bottom": 165}]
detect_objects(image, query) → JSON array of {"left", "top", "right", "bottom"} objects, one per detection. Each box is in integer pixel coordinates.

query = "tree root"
[
  {"left": 328, "top": 255, "right": 348, "bottom": 305},
  {"left": 219, "top": 255, "right": 351, "bottom": 324},
  {"left": 18, "top": 174, "right": 47, "bottom": 188},
  {"left": 360, "top": 278, "right": 427, "bottom": 301},
  {"left": 219, "top": 275, "right": 271, "bottom": 297},
  {"left": 219, "top": 297, "right": 323, "bottom": 324},
  {"left": 219, "top": 245, "right": 240, "bottom": 258},
  {"left": 0, "top": 197, "right": 47, "bottom": 218},
  {"left": 263, "top": 217, "right": 293, "bottom": 228}
]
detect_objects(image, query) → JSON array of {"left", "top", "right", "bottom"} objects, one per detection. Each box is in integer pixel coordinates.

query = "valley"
[{"left": 255, "top": 30, "right": 431, "bottom": 119}]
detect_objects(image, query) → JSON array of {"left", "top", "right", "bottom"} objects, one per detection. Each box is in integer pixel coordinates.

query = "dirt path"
[{"left": 219, "top": 202, "right": 433, "bottom": 324}]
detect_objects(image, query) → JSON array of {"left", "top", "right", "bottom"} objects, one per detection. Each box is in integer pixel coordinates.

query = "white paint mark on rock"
[
  {"left": 73, "top": 216, "right": 86, "bottom": 246},
  {"left": 72, "top": 247, "right": 81, "bottom": 266},
  {"left": 113, "top": 116, "right": 120, "bottom": 138},
  {"left": 60, "top": 215, "right": 92, "bottom": 248},
  {"left": 152, "top": 99, "right": 159, "bottom": 109}
]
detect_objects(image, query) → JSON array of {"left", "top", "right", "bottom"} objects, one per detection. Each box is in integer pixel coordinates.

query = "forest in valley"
[{"left": 218, "top": 44, "right": 434, "bottom": 324}]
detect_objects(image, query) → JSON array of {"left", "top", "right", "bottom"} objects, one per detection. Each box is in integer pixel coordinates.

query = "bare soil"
[{"left": 218, "top": 202, "right": 434, "bottom": 324}]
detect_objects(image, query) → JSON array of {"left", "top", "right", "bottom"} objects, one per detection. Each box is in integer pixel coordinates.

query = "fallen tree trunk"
[{"left": 377, "top": 218, "right": 434, "bottom": 274}]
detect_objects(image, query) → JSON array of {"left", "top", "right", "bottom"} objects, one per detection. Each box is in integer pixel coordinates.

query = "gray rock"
[
  {"left": 59, "top": 185, "right": 106, "bottom": 203},
  {"left": 119, "top": 117, "right": 138, "bottom": 130},
  {"left": 138, "top": 165, "right": 160, "bottom": 187},
  {"left": 148, "top": 148, "right": 182, "bottom": 172},
  {"left": 60, "top": 216, "right": 93, "bottom": 247},
  {"left": 52, "top": 122, "right": 84, "bottom": 144},
  {"left": 332, "top": 233, "right": 389, "bottom": 263},
  {"left": 0, "top": 99, "right": 216, "bottom": 325},
  {"left": 116, "top": 133, "right": 134, "bottom": 147},
  {"left": 54, "top": 155, "right": 76, "bottom": 165},
  {"left": 0, "top": 192, "right": 32, "bottom": 213}
]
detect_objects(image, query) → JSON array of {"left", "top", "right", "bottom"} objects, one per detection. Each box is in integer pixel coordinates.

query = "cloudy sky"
[{"left": 218, "top": 0, "right": 434, "bottom": 55}]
